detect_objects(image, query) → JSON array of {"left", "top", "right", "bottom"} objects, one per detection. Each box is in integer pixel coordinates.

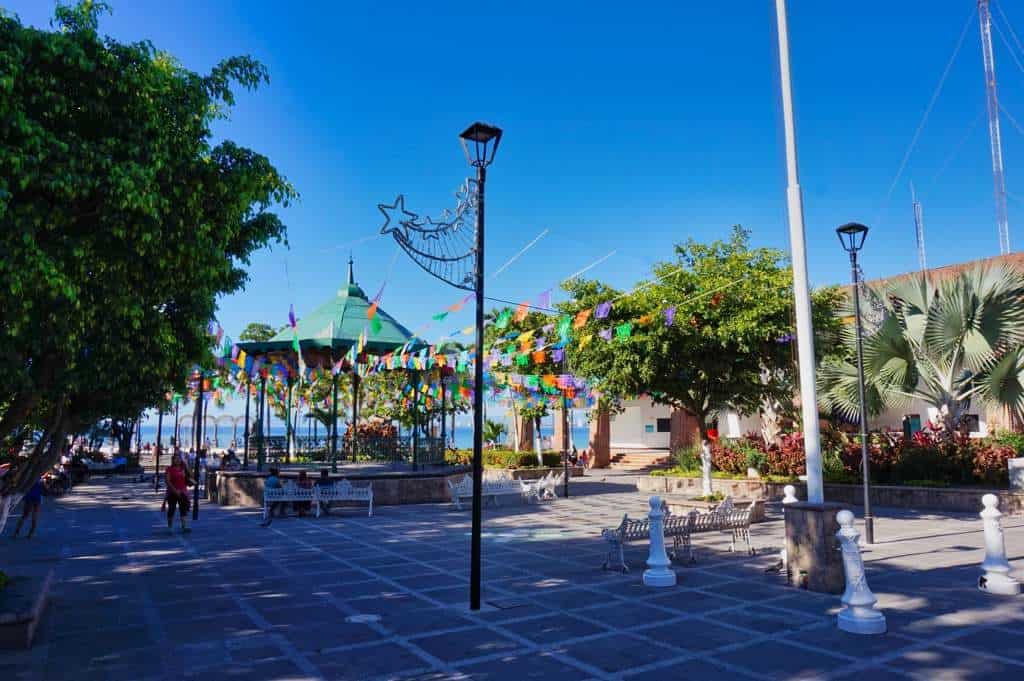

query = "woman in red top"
[{"left": 165, "top": 452, "right": 191, "bottom": 533}]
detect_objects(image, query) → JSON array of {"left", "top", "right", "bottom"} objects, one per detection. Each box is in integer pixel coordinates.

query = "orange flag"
[
  {"left": 514, "top": 301, "right": 530, "bottom": 322},
  {"left": 573, "top": 309, "right": 592, "bottom": 329},
  {"left": 532, "top": 350, "right": 546, "bottom": 364},
  {"left": 367, "top": 301, "right": 379, "bottom": 320}
]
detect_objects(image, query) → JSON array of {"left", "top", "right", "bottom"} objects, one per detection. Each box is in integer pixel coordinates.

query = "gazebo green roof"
[{"left": 238, "top": 259, "right": 418, "bottom": 358}]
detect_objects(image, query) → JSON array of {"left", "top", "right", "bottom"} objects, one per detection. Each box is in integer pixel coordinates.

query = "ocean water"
[{"left": 134, "top": 424, "right": 592, "bottom": 451}]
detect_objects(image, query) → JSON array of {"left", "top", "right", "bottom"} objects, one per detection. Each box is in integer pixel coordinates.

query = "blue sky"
[{"left": 10, "top": 1, "right": 1024, "bottom": 362}]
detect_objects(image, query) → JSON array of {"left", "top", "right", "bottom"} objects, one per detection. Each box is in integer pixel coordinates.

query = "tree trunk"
[
  {"left": 760, "top": 396, "right": 783, "bottom": 448},
  {"left": 534, "top": 416, "right": 543, "bottom": 466}
]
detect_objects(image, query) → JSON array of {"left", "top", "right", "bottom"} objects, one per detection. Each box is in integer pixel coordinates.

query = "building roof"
[
  {"left": 859, "top": 251, "right": 1024, "bottom": 289},
  {"left": 237, "top": 259, "right": 418, "bottom": 359}
]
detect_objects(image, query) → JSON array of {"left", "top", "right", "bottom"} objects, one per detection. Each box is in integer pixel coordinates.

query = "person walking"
[
  {"left": 11, "top": 477, "right": 44, "bottom": 539},
  {"left": 164, "top": 452, "right": 191, "bottom": 533}
]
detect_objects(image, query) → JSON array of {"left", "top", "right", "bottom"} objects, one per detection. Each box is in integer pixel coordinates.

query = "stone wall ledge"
[{"left": 636, "top": 475, "right": 1024, "bottom": 515}]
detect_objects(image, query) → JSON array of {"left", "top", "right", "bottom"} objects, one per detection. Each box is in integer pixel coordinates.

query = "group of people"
[{"left": 259, "top": 468, "right": 334, "bottom": 526}]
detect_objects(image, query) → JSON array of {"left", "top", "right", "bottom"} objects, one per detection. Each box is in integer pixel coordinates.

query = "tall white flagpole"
[{"left": 774, "top": 0, "right": 824, "bottom": 504}]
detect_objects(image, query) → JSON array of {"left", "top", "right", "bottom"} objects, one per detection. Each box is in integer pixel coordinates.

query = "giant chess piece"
[
  {"left": 978, "top": 494, "right": 1021, "bottom": 596},
  {"left": 770, "top": 485, "right": 800, "bottom": 574},
  {"left": 700, "top": 440, "right": 713, "bottom": 497},
  {"left": 643, "top": 495, "right": 676, "bottom": 587},
  {"left": 836, "top": 510, "right": 886, "bottom": 634}
]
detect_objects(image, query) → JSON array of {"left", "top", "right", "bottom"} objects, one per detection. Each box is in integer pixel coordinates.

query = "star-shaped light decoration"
[{"left": 378, "top": 195, "right": 421, "bottom": 238}]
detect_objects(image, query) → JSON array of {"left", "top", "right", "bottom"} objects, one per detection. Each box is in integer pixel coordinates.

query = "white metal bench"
[
  {"left": 447, "top": 473, "right": 523, "bottom": 510},
  {"left": 520, "top": 471, "right": 564, "bottom": 503},
  {"left": 315, "top": 479, "right": 373, "bottom": 517},
  {"left": 263, "top": 480, "right": 373, "bottom": 521},
  {"left": 601, "top": 497, "right": 756, "bottom": 572}
]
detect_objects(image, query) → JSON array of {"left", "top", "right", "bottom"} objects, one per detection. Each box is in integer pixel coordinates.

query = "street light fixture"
[
  {"left": 836, "top": 221, "right": 874, "bottom": 544},
  {"left": 459, "top": 121, "right": 502, "bottom": 611}
]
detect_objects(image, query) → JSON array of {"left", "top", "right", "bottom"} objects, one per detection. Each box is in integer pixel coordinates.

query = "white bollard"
[
  {"left": 978, "top": 494, "right": 1020, "bottom": 596},
  {"left": 643, "top": 496, "right": 676, "bottom": 587},
  {"left": 778, "top": 485, "right": 799, "bottom": 571},
  {"left": 836, "top": 510, "right": 886, "bottom": 635}
]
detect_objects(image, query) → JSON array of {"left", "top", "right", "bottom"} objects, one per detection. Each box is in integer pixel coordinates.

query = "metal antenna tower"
[
  {"left": 979, "top": 0, "right": 1011, "bottom": 254},
  {"left": 911, "top": 182, "right": 927, "bottom": 270}
]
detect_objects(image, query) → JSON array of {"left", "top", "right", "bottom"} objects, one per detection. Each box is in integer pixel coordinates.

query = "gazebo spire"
[{"left": 347, "top": 254, "right": 354, "bottom": 285}]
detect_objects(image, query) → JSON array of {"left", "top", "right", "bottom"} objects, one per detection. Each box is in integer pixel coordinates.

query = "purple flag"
[
  {"left": 288, "top": 304, "right": 297, "bottom": 328},
  {"left": 595, "top": 301, "right": 612, "bottom": 319},
  {"left": 664, "top": 306, "right": 676, "bottom": 327},
  {"left": 552, "top": 348, "right": 564, "bottom": 363},
  {"left": 536, "top": 289, "right": 551, "bottom": 310},
  {"left": 599, "top": 328, "right": 613, "bottom": 341}
]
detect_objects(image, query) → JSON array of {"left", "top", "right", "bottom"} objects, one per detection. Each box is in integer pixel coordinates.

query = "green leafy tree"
[
  {"left": 565, "top": 227, "right": 797, "bottom": 443},
  {"left": 819, "top": 265, "right": 1024, "bottom": 435},
  {"left": 0, "top": 2, "right": 294, "bottom": 497},
  {"left": 239, "top": 322, "right": 277, "bottom": 342}
]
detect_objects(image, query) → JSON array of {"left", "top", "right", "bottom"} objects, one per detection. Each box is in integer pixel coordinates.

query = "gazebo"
[{"left": 237, "top": 258, "right": 420, "bottom": 469}]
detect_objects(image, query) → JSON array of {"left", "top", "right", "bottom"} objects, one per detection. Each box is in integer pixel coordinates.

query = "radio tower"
[
  {"left": 911, "top": 182, "right": 927, "bottom": 270},
  {"left": 979, "top": 0, "right": 1011, "bottom": 254}
]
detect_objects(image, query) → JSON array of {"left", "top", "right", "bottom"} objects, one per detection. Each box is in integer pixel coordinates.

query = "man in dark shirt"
[{"left": 12, "top": 478, "right": 44, "bottom": 539}]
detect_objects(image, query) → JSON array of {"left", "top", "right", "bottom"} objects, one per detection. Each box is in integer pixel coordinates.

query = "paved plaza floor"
[{"left": 2, "top": 473, "right": 1023, "bottom": 680}]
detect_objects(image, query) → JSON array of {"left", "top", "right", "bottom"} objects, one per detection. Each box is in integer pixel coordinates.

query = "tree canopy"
[
  {"left": 0, "top": 2, "right": 295, "bottom": 494},
  {"left": 239, "top": 322, "right": 278, "bottom": 343},
  {"left": 561, "top": 227, "right": 841, "bottom": 439}
]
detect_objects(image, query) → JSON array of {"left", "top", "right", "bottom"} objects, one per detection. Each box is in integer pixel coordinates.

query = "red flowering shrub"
[
  {"left": 972, "top": 443, "right": 1017, "bottom": 486},
  {"left": 763, "top": 433, "right": 807, "bottom": 477},
  {"left": 711, "top": 443, "right": 748, "bottom": 475}
]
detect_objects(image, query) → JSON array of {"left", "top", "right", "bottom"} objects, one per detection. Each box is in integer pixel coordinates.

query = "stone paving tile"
[
  {"left": 455, "top": 650, "right": 594, "bottom": 680},
  {"left": 557, "top": 632, "right": 683, "bottom": 673},
  {"left": 498, "top": 612, "right": 611, "bottom": 644},
  {"left": 713, "top": 604, "right": 822, "bottom": 634},
  {"left": 314, "top": 641, "right": 435, "bottom": 680},
  {"left": 623, "top": 657, "right": 761, "bottom": 680},
  {"left": 638, "top": 618, "right": 757, "bottom": 653},
  {"left": 890, "top": 646, "right": 1024, "bottom": 681},
  {"left": 410, "top": 626, "right": 524, "bottom": 663},
  {"left": 714, "top": 639, "right": 855, "bottom": 680},
  {"left": 9, "top": 475, "right": 1024, "bottom": 681}
]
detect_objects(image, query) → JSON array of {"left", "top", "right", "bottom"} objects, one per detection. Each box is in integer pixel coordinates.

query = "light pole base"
[{"left": 785, "top": 502, "right": 846, "bottom": 594}]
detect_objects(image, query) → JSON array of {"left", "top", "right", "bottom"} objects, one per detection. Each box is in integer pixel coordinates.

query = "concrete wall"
[
  {"left": 636, "top": 475, "right": 1024, "bottom": 516},
  {"left": 610, "top": 399, "right": 672, "bottom": 449}
]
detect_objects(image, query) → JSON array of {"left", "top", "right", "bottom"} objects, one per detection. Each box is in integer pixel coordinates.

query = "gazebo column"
[
  {"left": 350, "top": 370, "right": 360, "bottom": 462},
  {"left": 257, "top": 375, "right": 267, "bottom": 471},
  {"left": 243, "top": 376, "right": 251, "bottom": 469},
  {"left": 411, "top": 370, "right": 420, "bottom": 470},
  {"left": 331, "top": 372, "right": 339, "bottom": 472},
  {"left": 285, "top": 375, "right": 294, "bottom": 464},
  {"left": 440, "top": 380, "right": 447, "bottom": 450}
]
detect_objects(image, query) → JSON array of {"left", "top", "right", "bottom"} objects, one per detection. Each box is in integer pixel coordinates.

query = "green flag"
[
  {"left": 371, "top": 316, "right": 383, "bottom": 335},
  {"left": 615, "top": 323, "right": 632, "bottom": 341},
  {"left": 495, "top": 309, "right": 512, "bottom": 328}
]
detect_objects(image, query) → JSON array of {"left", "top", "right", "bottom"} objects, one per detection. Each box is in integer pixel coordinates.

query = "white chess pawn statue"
[
  {"left": 979, "top": 494, "right": 1021, "bottom": 596},
  {"left": 643, "top": 496, "right": 676, "bottom": 587},
  {"left": 836, "top": 510, "right": 886, "bottom": 635}
]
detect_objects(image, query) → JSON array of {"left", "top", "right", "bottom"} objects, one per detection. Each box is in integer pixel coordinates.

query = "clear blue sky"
[{"left": 9, "top": 1, "right": 1024, "bottom": 346}]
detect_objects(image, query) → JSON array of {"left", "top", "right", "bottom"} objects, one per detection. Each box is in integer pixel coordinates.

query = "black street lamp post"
[
  {"left": 836, "top": 222, "right": 874, "bottom": 544},
  {"left": 460, "top": 122, "right": 502, "bottom": 611}
]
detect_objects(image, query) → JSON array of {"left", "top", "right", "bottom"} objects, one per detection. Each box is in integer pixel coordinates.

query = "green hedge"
[{"left": 445, "top": 449, "right": 562, "bottom": 468}]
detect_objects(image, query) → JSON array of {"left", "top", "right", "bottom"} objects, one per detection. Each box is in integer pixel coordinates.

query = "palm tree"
[
  {"left": 482, "top": 419, "right": 507, "bottom": 447},
  {"left": 819, "top": 264, "right": 1024, "bottom": 435}
]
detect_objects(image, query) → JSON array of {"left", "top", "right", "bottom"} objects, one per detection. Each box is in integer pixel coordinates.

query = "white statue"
[
  {"left": 700, "top": 439, "right": 713, "bottom": 497},
  {"left": 979, "top": 494, "right": 1020, "bottom": 596},
  {"left": 643, "top": 495, "right": 676, "bottom": 587},
  {"left": 836, "top": 510, "right": 886, "bottom": 634}
]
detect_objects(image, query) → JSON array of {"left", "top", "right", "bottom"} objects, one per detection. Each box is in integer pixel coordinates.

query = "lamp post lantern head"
[
  {"left": 459, "top": 122, "right": 503, "bottom": 167},
  {"left": 836, "top": 222, "right": 869, "bottom": 254}
]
